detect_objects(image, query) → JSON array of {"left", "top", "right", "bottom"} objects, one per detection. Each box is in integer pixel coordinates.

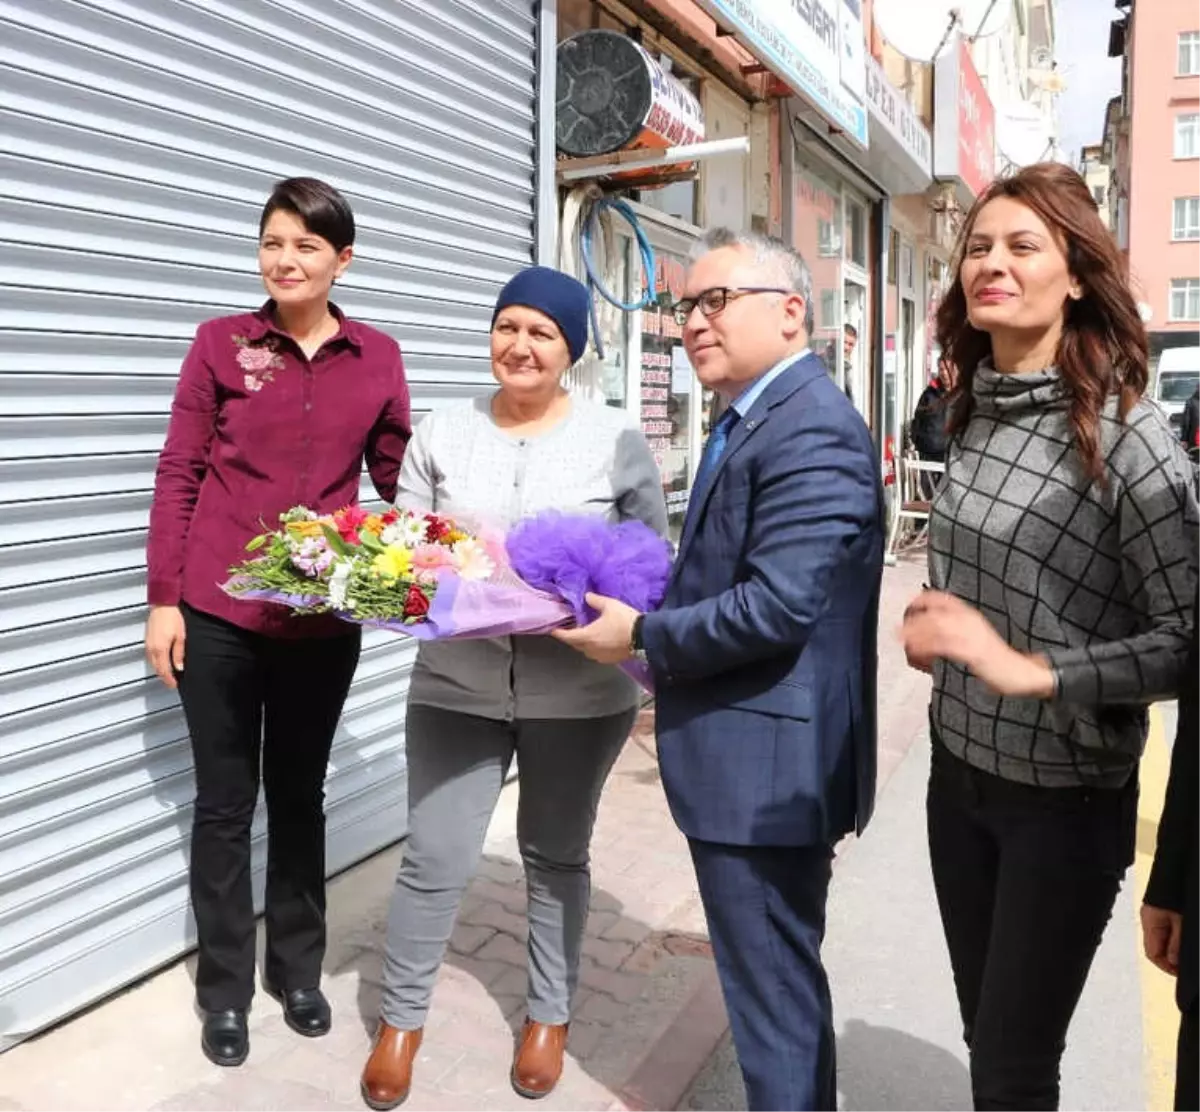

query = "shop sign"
[
  {"left": 864, "top": 55, "right": 932, "bottom": 175},
  {"left": 933, "top": 37, "right": 995, "bottom": 198},
  {"left": 695, "top": 0, "right": 868, "bottom": 147}
]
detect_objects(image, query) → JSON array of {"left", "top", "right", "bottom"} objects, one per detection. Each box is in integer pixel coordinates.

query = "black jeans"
[
  {"left": 926, "top": 741, "right": 1137, "bottom": 1111},
  {"left": 178, "top": 604, "right": 361, "bottom": 1011}
]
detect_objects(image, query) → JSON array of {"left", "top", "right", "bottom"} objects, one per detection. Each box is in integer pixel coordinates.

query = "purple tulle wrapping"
[{"left": 505, "top": 512, "right": 674, "bottom": 624}]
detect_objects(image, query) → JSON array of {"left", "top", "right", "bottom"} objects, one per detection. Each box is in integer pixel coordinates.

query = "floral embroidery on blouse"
[{"left": 232, "top": 334, "right": 286, "bottom": 393}]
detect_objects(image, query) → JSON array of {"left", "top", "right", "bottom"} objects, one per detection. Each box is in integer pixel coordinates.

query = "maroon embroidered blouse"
[{"left": 147, "top": 302, "right": 412, "bottom": 638}]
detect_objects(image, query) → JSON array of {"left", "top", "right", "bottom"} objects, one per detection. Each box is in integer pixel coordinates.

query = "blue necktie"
[{"left": 693, "top": 407, "right": 740, "bottom": 492}]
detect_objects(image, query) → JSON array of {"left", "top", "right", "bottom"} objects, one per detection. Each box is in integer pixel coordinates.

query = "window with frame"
[
  {"left": 820, "top": 289, "right": 839, "bottom": 329},
  {"left": 1179, "top": 31, "right": 1200, "bottom": 76},
  {"left": 845, "top": 199, "right": 868, "bottom": 268},
  {"left": 1092, "top": 184, "right": 1107, "bottom": 205},
  {"left": 1169, "top": 278, "right": 1200, "bottom": 321},
  {"left": 1174, "top": 197, "right": 1200, "bottom": 240},
  {"left": 817, "top": 219, "right": 840, "bottom": 257},
  {"left": 1175, "top": 114, "right": 1199, "bottom": 159}
]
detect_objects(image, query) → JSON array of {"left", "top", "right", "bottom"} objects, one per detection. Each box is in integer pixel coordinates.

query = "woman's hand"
[
  {"left": 1141, "top": 903, "right": 1183, "bottom": 976},
  {"left": 900, "top": 590, "right": 1057, "bottom": 699},
  {"left": 146, "top": 605, "right": 186, "bottom": 689}
]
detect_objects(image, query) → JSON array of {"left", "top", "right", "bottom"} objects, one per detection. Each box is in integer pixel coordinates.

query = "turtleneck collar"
[{"left": 971, "top": 357, "right": 1068, "bottom": 414}]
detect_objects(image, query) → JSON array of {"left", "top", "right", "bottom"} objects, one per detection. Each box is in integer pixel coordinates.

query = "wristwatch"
[{"left": 630, "top": 613, "right": 647, "bottom": 661}]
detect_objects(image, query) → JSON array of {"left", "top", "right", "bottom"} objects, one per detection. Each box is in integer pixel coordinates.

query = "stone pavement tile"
[{"left": 450, "top": 922, "right": 500, "bottom": 955}]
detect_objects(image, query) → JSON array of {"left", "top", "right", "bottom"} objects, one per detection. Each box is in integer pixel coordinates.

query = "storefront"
[
  {"left": 555, "top": 0, "right": 772, "bottom": 538},
  {"left": 855, "top": 52, "right": 935, "bottom": 473},
  {"left": 691, "top": 0, "right": 886, "bottom": 429},
  {"left": 0, "top": 0, "right": 546, "bottom": 1049}
]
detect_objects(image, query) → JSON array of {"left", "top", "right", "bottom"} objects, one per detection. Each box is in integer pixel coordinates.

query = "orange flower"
[{"left": 363, "top": 514, "right": 385, "bottom": 536}]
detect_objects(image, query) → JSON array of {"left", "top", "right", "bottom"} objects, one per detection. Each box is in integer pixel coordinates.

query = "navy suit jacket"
[{"left": 642, "top": 352, "right": 885, "bottom": 848}]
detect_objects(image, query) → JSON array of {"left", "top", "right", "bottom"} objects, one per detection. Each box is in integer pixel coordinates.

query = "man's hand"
[
  {"left": 900, "top": 590, "right": 1056, "bottom": 698},
  {"left": 146, "top": 604, "right": 186, "bottom": 689},
  {"left": 1141, "top": 903, "right": 1183, "bottom": 976},
  {"left": 553, "top": 593, "right": 639, "bottom": 664}
]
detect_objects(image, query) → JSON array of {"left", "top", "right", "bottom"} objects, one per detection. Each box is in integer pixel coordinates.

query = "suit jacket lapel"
[{"left": 672, "top": 353, "right": 828, "bottom": 577}]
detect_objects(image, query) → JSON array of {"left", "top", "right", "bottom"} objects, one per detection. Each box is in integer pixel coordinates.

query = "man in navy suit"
[{"left": 557, "top": 228, "right": 884, "bottom": 1111}]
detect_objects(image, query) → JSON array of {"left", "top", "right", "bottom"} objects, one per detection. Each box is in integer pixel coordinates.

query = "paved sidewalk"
[
  {"left": 683, "top": 709, "right": 1183, "bottom": 1112},
  {"left": 0, "top": 557, "right": 929, "bottom": 1112}
]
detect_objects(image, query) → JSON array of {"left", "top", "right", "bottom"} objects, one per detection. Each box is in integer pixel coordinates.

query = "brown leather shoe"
[
  {"left": 511, "top": 1019, "right": 569, "bottom": 1099},
  {"left": 361, "top": 1023, "right": 423, "bottom": 1110}
]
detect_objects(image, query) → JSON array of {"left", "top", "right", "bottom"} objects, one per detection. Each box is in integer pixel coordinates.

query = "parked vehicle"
[{"left": 1153, "top": 346, "right": 1200, "bottom": 433}]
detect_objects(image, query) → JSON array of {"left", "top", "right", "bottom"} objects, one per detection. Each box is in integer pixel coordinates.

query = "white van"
[{"left": 1153, "top": 346, "right": 1200, "bottom": 432}]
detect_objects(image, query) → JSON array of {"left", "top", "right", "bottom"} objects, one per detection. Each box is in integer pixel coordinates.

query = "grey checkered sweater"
[{"left": 929, "top": 363, "right": 1198, "bottom": 788}]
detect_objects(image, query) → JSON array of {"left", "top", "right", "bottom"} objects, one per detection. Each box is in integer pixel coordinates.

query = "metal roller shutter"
[{"left": 0, "top": 0, "right": 539, "bottom": 1049}]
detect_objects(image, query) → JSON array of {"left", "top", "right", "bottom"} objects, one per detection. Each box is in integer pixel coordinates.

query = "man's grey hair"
[{"left": 689, "top": 227, "right": 815, "bottom": 334}]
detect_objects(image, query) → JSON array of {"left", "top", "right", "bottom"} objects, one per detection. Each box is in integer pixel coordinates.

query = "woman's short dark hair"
[{"left": 259, "top": 177, "right": 356, "bottom": 251}]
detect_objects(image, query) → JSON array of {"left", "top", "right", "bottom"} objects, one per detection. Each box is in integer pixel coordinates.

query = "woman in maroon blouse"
[{"left": 144, "top": 178, "right": 411, "bottom": 1068}]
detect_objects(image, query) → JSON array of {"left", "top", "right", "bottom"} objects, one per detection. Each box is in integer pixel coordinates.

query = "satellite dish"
[
  {"left": 995, "top": 101, "right": 1054, "bottom": 167},
  {"left": 874, "top": 0, "right": 1010, "bottom": 63}
]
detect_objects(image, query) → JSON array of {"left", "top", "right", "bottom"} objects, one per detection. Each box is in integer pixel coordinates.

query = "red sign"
[{"left": 956, "top": 40, "right": 995, "bottom": 198}]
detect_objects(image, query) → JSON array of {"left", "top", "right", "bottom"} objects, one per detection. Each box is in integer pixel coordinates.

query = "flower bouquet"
[{"left": 222, "top": 505, "right": 673, "bottom": 689}]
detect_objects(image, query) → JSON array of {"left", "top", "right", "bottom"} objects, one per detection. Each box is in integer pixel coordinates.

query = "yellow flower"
[
  {"left": 372, "top": 545, "right": 413, "bottom": 581},
  {"left": 286, "top": 520, "right": 325, "bottom": 538},
  {"left": 445, "top": 529, "right": 468, "bottom": 545}
]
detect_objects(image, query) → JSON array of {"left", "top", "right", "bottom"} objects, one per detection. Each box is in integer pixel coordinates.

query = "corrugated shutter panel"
[{"left": 0, "top": 0, "right": 538, "bottom": 1049}]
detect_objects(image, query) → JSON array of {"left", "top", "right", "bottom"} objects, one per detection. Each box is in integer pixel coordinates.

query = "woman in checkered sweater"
[{"left": 901, "top": 162, "right": 1197, "bottom": 1111}]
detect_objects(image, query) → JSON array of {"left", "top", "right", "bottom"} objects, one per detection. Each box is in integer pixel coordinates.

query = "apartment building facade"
[{"left": 1107, "top": 0, "right": 1200, "bottom": 362}]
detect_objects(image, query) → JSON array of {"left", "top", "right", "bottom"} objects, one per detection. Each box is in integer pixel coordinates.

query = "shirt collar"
[
  {"left": 246, "top": 300, "right": 364, "bottom": 350},
  {"left": 729, "top": 348, "right": 810, "bottom": 417}
]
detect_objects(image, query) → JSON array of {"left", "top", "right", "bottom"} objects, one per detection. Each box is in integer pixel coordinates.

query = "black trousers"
[
  {"left": 178, "top": 604, "right": 361, "bottom": 1011},
  {"left": 1178, "top": 1005, "right": 1198, "bottom": 1111},
  {"left": 926, "top": 741, "right": 1137, "bottom": 1111}
]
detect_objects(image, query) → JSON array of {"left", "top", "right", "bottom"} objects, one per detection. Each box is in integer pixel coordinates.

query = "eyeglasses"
[{"left": 671, "top": 286, "right": 791, "bottom": 326}]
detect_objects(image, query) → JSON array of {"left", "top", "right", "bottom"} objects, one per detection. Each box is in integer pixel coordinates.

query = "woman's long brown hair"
[{"left": 936, "top": 161, "right": 1148, "bottom": 484}]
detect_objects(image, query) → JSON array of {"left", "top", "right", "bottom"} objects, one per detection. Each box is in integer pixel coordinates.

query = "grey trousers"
[{"left": 380, "top": 703, "right": 636, "bottom": 1028}]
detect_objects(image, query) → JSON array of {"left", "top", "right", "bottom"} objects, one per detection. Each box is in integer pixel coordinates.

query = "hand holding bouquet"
[{"left": 223, "top": 505, "right": 673, "bottom": 688}]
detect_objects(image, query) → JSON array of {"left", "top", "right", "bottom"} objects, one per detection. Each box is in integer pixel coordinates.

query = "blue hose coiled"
[{"left": 579, "top": 197, "right": 657, "bottom": 359}]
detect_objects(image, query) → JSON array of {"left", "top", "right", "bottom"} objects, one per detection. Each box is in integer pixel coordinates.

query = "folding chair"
[{"left": 885, "top": 448, "right": 944, "bottom": 560}]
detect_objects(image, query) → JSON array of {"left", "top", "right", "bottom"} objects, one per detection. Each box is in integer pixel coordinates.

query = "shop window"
[
  {"left": 820, "top": 289, "right": 839, "bottom": 329},
  {"left": 844, "top": 199, "right": 868, "bottom": 268},
  {"left": 818, "top": 219, "right": 840, "bottom": 257},
  {"left": 791, "top": 155, "right": 843, "bottom": 377}
]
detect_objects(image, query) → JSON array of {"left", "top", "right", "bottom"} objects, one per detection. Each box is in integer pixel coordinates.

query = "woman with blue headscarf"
[{"left": 360, "top": 268, "right": 668, "bottom": 1108}]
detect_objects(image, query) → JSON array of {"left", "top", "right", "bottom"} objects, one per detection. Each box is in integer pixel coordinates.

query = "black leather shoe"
[
  {"left": 201, "top": 1008, "right": 249, "bottom": 1067},
  {"left": 272, "top": 986, "right": 332, "bottom": 1037}
]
